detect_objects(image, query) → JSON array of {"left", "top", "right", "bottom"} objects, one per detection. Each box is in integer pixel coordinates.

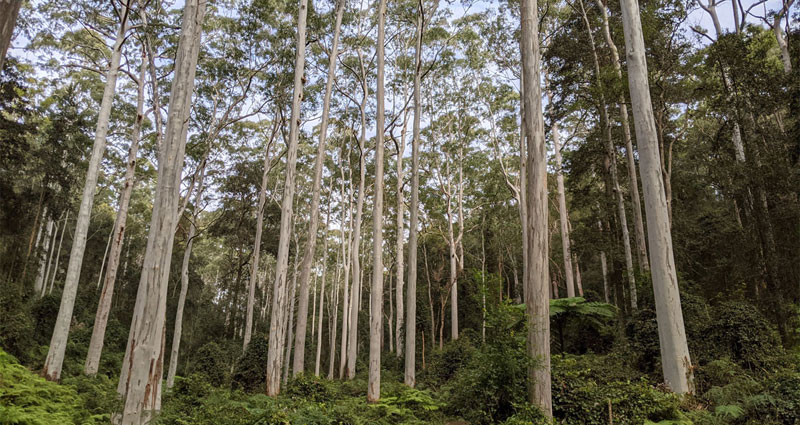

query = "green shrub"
[
  {"left": 231, "top": 335, "right": 268, "bottom": 392},
  {"left": 753, "top": 371, "right": 800, "bottom": 424},
  {"left": 285, "top": 373, "right": 334, "bottom": 403},
  {"left": 707, "top": 302, "right": 782, "bottom": 370},
  {"left": 551, "top": 355, "right": 685, "bottom": 425},
  {"left": 188, "top": 342, "right": 227, "bottom": 386},
  {"left": 0, "top": 282, "right": 38, "bottom": 364},
  {"left": 625, "top": 307, "right": 662, "bottom": 375},
  {"left": 501, "top": 403, "right": 551, "bottom": 425},
  {"left": 549, "top": 297, "right": 617, "bottom": 354},
  {"left": 372, "top": 387, "right": 444, "bottom": 423},
  {"left": 422, "top": 335, "right": 476, "bottom": 389},
  {"left": 442, "top": 302, "right": 530, "bottom": 425}
]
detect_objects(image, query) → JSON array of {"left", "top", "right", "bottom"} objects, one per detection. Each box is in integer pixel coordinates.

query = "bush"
[
  {"left": 502, "top": 403, "right": 552, "bottom": 425},
  {"left": 188, "top": 342, "right": 227, "bottom": 386},
  {"left": 442, "top": 302, "right": 530, "bottom": 425},
  {"left": 232, "top": 335, "right": 268, "bottom": 392},
  {"left": 551, "top": 355, "right": 685, "bottom": 425},
  {"left": 285, "top": 373, "right": 334, "bottom": 403},
  {"left": 159, "top": 375, "right": 283, "bottom": 425},
  {"left": 372, "top": 387, "right": 444, "bottom": 424},
  {"left": 625, "top": 307, "right": 662, "bottom": 375},
  {"left": 707, "top": 302, "right": 782, "bottom": 370},
  {"left": 421, "top": 335, "right": 476, "bottom": 389},
  {"left": 0, "top": 281, "right": 38, "bottom": 365}
]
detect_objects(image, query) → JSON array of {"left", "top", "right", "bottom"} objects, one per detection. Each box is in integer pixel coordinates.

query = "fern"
[{"left": 714, "top": 404, "right": 744, "bottom": 418}]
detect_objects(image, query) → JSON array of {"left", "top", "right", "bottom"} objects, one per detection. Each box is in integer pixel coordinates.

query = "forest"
[{"left": 0, "top": 0, "right": 799, "bottom": 423}]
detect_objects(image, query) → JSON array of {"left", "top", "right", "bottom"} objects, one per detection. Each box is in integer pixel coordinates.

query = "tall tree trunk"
[
  {"left": 283, "top": 248, "right": 299, "bottom": 385},
  {"left": 338, "top": 176, "right": 353, "bottom": 379},
  {"left": 579, "top": 0, "right": 637, "bottom": 309},
  {"left": 95, "top": 230, "right": 113, "bottom": 288},
  {"left": 48, "top": 211, "right": 70, "bottom": 295},
  {"left": 292, "top": 0, "right": 344, "bottom": 375},
  {"left": 346, "top": 52, "right": 368, "bottom": 380},
  {"left": 117, "top": 0, "right": 206, "bottom": 421},
  {"left": 266, "top": 0, "right": 308, "bottom": 396},
  {"left": 446, "top": 165, "right": 458, "bottom": 341},
  {"left": 338, "top": 149, "right": 352, "bottom": 379},
  {"left": 368, "top": 0, "right": 387, "bottom": 402},
  {"left": 315, "top": 202, "right": 331, "bottom": 376},
  {"left": 34, "top": 217, "right": 54, "bottom": 296},
  {"left": 404, "top": 6, "right": 424, "bottom": 387},
  {"left": 25, "top": 198, "right": 46, "bottom": 281},
  {"left": 0, "top": 0, "right": 22, "bottom": 71},
  {"left": 42, "top": 212, "right": 64, "bottom": 293},
  {"left": 165, "top": 162, "right": 207, "bottom": 389},
  {"left": 619, "top": 0, "right": 694, "bottom": 394},
  {"left": 312, "top": 276, "right": 318, "bottom": 342},
  {"left": 244, "top": 116, "right": 280, "bottom": 351},
  {"left": 43, "top": 1, "right": 133, "bottom": 382},
  {"left": 520, "top": 0, "right": 552, "bottom": 415},
  {"left": 424, "top": 243, "right": 436, "bottom": 350},
  {"left": 547, "top": 92, "right": 574, "bottom": 297},
  {"left": 328, "top": 242, "right": 340, "bottom": 379},
  {"left": 84, "top": 43, "right": 147, "bottom": 376},
  {"left": 596, "top": 0, "right": 649, "bottom": 272},
  {"left": 394, "top": 115, "right": 406, "bottom": 359},
  {"left": 599, "top": 222, "right": 610, "bottom": 303}
]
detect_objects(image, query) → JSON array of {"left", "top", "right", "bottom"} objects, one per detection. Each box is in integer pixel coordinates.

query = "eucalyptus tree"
[
  {"left": 292, "top": 0, "right": 346, "bottom": 376},
  {"left": 575, "top": 0, "right": 637, "bottom": 309},
  {"left": 166, "top": 156, "right": 208, "bottom": 389},
  {"left": 546, "top": 86, "right": 575, "bottom": 298},
  {"left": 266, "top": 0, "right": 309, "bottom": 396},
  {"left": 520, "top": 0, "right": 552, "bottom": 415},
  {"left": 117, "top": 0, "right": 207, "bottom": 421},
  {"left": 84, "top": 37, "right": 149, "bottom": 376},
  {"left": 344, "top": 3, "right": 371, "bottom": 379},
  {"left": 404, "top": 0, "right": 426, "bottom": 387},
  {"left": 43, "top": 0, "right": 135, "bottom": 382},
  {"left": 368, "top": 0, "right": 387, "bottom": 402},
  {"left": 619, "top": 0, "right": 694, "bottom": 394},
  {"left": 595, "top": 0, "right": 648, "bottom": 272}
]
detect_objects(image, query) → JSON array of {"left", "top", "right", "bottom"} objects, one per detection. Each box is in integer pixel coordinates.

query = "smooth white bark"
[
  {"left": 84, "top": 45, "right": 147, "bottom": 376},
  {"left": 619, "top": 0, "right": 694, "bottom": 394},
  {"left": 266, "top": 0, "right": 308, "bottom": 396},
  {"left": 548, "top": 104, "right": 574, "bottom": 297},
  {"left": 292, "top": 0, "right": 344, "bottom": 375},
  {"left": 520, "top": 0, "right": 552, "bottom": 415},
  {"left": 404, "top": 5, "right": 424, "bottom": 387},
  {"left": 368, "top": 0, "right": 387, "bottom": 402},
  {"left": 48, "top": 211, "right": 70, "bottom": 295},
  {"left": 117, "top": 1, "right": 206, "bottom": 421},
  {"left": 346, "top": 50, "right": 368, "bottom": 380},
  {"left": 43, "top": 1, "right": 132, "bottom": 381},
  {"left": 244, "top": 118, "right": 279, "bottom": 351},
  {"left": 596, "top": 0, "right": 649, "bottom": 272}
]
